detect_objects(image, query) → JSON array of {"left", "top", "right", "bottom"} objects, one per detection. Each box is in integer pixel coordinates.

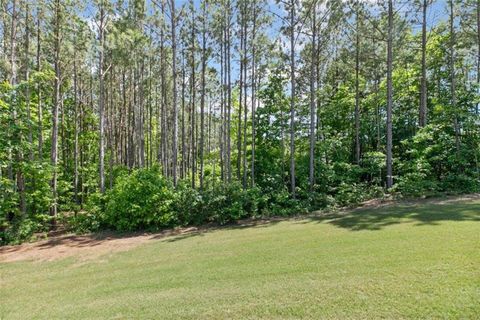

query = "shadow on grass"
[
  {"left": 156, "top": 219, "right": 282, "bottom": 243},
  {"left": 301, "top": 202, "right": 480, "bottom": 231},
  {"left": 3, "top": 198, "right": 479, "bottom": 257},
  {"left": 0, "top": 220, "right": 282, "bottom": 257}
]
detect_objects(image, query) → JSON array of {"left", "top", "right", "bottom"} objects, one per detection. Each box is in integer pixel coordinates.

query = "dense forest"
[{"left": 1, "top": 0, "right": 479, "bottom": 244}]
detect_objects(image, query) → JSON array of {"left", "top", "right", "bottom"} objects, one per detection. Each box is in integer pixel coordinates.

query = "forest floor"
[{"left": 1, "top": 194, "right": 479, "bottom": 319}]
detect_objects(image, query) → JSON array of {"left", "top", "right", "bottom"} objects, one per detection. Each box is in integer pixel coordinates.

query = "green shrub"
[
  {"left": 104, "top": 167, "right": 175, "bottom": 231},
  {"left": 201, "top": 182, "right": 253, "bottom": 224},
  {"left": 68, "top": 212, "right": 101, "bottom": 234},
  {"left": 173, "top": 180, "right": 202, "bottom": 225},
  {"left": 441, "top": 173, "right": 479, "bottom": 194},
  {"left": 0, "top": 218, "right": 47, "bottom": 245}
]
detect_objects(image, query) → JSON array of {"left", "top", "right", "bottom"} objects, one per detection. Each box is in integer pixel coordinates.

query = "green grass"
[{"left": 1, "top": 199, "right": 480, "bottom": 319}]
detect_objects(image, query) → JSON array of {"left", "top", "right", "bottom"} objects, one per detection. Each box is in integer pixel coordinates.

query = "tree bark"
[
  {"left": 386, "top": 0, "right": 394, "bottom": 190},
  {"left": 37, "top": 8, "right": 43, "bottom": 157},
  {"left": 251, "top": 3, "right": 257, "bottom": 187},
  {"left": 289, "top": 0, "right": 296, "bottom": 197},
  {"left": 98, "top": 3, "right": 106, "bottom": 193},
  {"left": 450, "top": 0, "right": 460, "bottom": 153},
  {"left": 171, "top": 0, "right": 178, "bottom": 186},
  {"left": 419, "top": 0, "right": 428, "bottom": 127},
  {"left": 354, "top": 0, "right": 361, "bottom": 164},
  {"left": 200, "top": 0, "right": 207, "bottom": 189},
  {"left": 51, "top": 0, "right": 61, "bottom": 222},
  {"left": 309, "top": 0, "right": 317, "bottom": 189},
  {"left": 191, "top": 0, "right": 197, "bottom": 188}
]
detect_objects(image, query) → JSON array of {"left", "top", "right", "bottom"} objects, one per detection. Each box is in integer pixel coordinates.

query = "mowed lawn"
[{"left": 1, "top": 198, "right": 480, "bottom": 319}]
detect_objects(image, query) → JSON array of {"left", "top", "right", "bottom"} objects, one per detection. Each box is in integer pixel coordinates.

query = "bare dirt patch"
[{"left": 0, "top": 228, "right": 198, "bottom": 263}]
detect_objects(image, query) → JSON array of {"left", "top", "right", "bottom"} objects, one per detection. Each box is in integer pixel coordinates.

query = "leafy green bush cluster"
[
  {"left": 103, "top": 168, "right": 176, "bottom": 231},
  {"left": 72, "top": 166, "right": 386, "bottom": 233},
  {"left": 101, "top": 170, "right": 266, "bottom": 231}
]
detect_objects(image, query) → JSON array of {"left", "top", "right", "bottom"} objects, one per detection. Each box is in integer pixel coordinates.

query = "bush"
[
  {"left": 1, "top": 218, "right": 47, "bottom": 245},
  {"left": 104, "top": 167, "right": 176, "bottom": 231},
  {"left": 332, "top": 182, "right": 383, "bottom": 207},
  {"left": 394, "top": 171, "right": 439, "bottom": 197},
  {"left": 200, "top": 182, "right": 255, "bottom": 224},
  {"left": 172, "top": 180, "right": 202, "bottom": 225},
  {"left": 441, "top": 173, "right": 479, "bottom": 194},
  {"left": 67, "top": 212, "right": 101, "bottom": 234}
]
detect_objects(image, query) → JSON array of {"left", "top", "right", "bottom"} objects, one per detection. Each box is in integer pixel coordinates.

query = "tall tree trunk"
[
  {"left": 98, "top": 4, "right": 106, "bottom": 193},
  {"left": 73, "top": 45, "right": 79, "bottom": 206},
  {"left": 450, "top": 0, "right": 460, "bottom": 153},
  {"left": 419, "top": 0, "right": 428, "bottom": 127},
  {"left": 289, "top": 0, "right": 296, "bottom": 197},
  {"left": 237, "top": 4, "right": 243, "bottom": 182},
  {"left": 1, "top": 0, "right": 7, "bottom": 74},
  {"left": 354, "top": 0, "right": 361, "bottom": 164},
  {"left": 25, "top": 4, "right": 33, "bottom": 162},
  {"left": 171, "top": 0, "right": 178, "bottom": 186},
  {"left": 242, "top": 0, "right": 248, "bottom": 189},
  {"left": 108, "top": 65, "right": 114, "bottom": 188},
  {"left": 191, "top": 0, "right": 197, "bottom": 188},
  {"left": 309, "top": 0, "right": 317, "bottom": 189},
  {"left": 181, "top": 48, "right": 186, "bottom": 179},
  {"left": 386, "top": 0, "right": 394, "bottom": 190},
  {"left": 219, "top": 36, "right": 225, "bottom": 181},
  {"left": 10, "top": 0, "right": 17, "bottom": 85},
  {"left": 138, "top": 60, "right": 145, "bottom": 168},
  {"left": 37, "top": 8, "right": 43, "bottom": 157},
  {"left": 11, "top": 0, "right": 26, "bottom": 214},
  {"left": 251, "top": 3, "right": 257, "bottom": 187},
  {"left": 199, "top": 0, "right": 207, "bottom": 189},
  {"left": 226, "top": 0, "right": 232, "bottom": 183},
  {"left": 160, "top": 0, "right": 167, "bottom": 175},
  {"left": 51, "top": 0, "right": 61, "bottom": 222}
]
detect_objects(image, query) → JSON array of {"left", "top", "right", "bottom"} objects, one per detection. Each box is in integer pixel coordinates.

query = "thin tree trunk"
[
  {"left": 226, "top": 0, "right": 232, "bottom": 183},
  {"left": 171, "top": 0, "right": 178, "bottom": 186},
  {"left": 251, "top": 4, "right": 257, "bottom": 187},
  {"left": 237, "top": 10, "right": 243, "bottom": 182},
  {"left": 386, "top": 0, "right": 394, "bottom": 189},
  {"left": 98, "top": 4, "right": 106, "bottom": 193},
  {"left": 108, "top": 65, "right": 114, "bottom": 189},
  {"left": 419, "top": 0, "right": 428, "bottom": 127},
  {"left": 73, "top": 45, "right": 80, "bottom": 206},
  {"left": 199, "top": 0, "right": 207, "bottom": 189},
  {"left": 219, "top": 36, "right": 225, "bottom": 181},
  {"left": 37, "top": 8, "right": 43, "bottom": 157},
  {"left": 25, "top": 4, "right": 33, "bottom": 162},
  {"left": 51, "top": 0, "right": 61, "bottom": 222},
  {"left": 160, "top": 0, "right": 167, "bottom": 175},
  {"left": 289, "top": 0, "right": 296, "bottom": 197},
  {"left": 242, "top": 0, "right": 248, "bottom": 189},
  {"left": 450, "top": 0, "right": 460, "bottom": 153},
  {"left": 181, "top": 48, "right": 186, "bottom": 179},
  {"left": 191, "top": 1, "right": 197, "bottom": 188},
  {"left": 354, "top": 0, "right": 361, "bottom": 164},
  {"left": 309, "top": 1, "right": 317, "bottom": 189}
]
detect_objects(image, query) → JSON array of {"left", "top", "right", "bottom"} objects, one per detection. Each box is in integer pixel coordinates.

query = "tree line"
[{"left": 1, "top": 0, "right": 479, "bottom": 243}]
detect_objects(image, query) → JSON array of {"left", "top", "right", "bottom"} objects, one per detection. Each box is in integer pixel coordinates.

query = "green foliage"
[
  {"left": 104, "top": 167, "right": 176, "bottom": 231},
  {"left": 173, "top": 180, "right": 202, "bottom": 226},
  {"left": 395, "top": 125, "right": 480, "bottom": 197},
  {"left": 67, "top": 212, "right": 101, "bottom": 234},
  {"left": 2, "top": 4, "right": 480, "bottom": 245}
]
